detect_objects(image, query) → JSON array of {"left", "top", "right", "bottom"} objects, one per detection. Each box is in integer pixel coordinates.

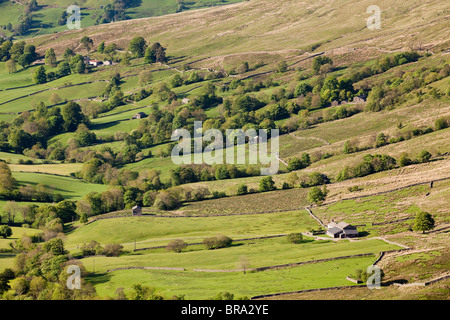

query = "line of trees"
[
  {"left": 0, "top": 40, "right": 38, "bottom": 70},
  {"left": 0, "top": 162, "right": 64, "bottom": 207},
  {"left": 0, "top": 101, "right": 90, "bottom": 154},
  {"left": 335, "top": 149, "right": 435, "bottom": 183}
]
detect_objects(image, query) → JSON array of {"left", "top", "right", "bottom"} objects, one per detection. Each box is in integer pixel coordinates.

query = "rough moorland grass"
[
  {"left": 27, "top": 0, "right": 448, "bottom": 64},
  {"left": 179, "top": 188, "right": 310, "bottom": 215},
  {"left": 87, "top": 255, "right": 377, "bottom": 299},
  {"left": 310, "top": 184, "right": 437, "bottom": 236},
  {"left": 261, "top": 279, "right": 450, "bottom": 300},
  {"left": 0, "top": 0, "right": 243, "bottom": 39}
]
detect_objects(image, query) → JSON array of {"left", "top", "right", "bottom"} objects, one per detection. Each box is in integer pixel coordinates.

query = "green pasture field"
[
  {"left": 0, "top": 151, "right": 43, "bottom": 164},
  {"left": 79, "top": 237, "right": 399, "bottom": 272},
  {"left": 0, "top": 172, "right": 108, "bottom": 223},
  {"left": 11, "top": 171, "right": 108, "bottom": 201},
  {"left": 87, "top": 255, "right": 377, "bottom": 299},
  {"left": 124, "top": 155, "right": 175, "bottom": 180},
  {"left": 90, "top": 107, "right": 150, "bottom": 137},
  {"left": 65, "top": 209, "right": 318, "bottom": 249}
]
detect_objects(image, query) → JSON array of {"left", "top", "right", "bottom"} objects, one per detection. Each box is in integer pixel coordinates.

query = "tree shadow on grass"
[
  {"left": 382, "top": 279, "right": 408, "bottom": 286},
  {"left": 85, "top": 272, "right": 112, "bottom": 286},
  {"left": 90, "top": 120, "right": 121, "bottom": 130},
  {"left": 358, "top": 231, "right": 370, "bottom": 238}
]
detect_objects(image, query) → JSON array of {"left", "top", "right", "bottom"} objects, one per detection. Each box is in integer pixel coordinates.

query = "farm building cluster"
[
  {"left": 326, "top": 221, "right": 359, "bottom": 238},
  {"left": 84, "top": 56, "right": 112, "bottom": 67}
]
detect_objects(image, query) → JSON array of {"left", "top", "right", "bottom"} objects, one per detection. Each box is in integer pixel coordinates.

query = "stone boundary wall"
[
  {"left": 392, "top": 274, "right": 450, "bottom": 287},
  {"left": 423, "top": 274, "right": 450, "bottom": 286},
  {"left": 106, "top": 266, "right": 185, "bottom": 273},
  {"left": 304, "top": 207, "right": 326, "bottom": 228},
  {"left": 373, "top": 248, "right": 410, "bottom": 265},
  {"left": 346, "top": 276, "right": 361, "bottom": 284},
  {"left": 373, "top": 248, "right": 412, "bottom": 265}
]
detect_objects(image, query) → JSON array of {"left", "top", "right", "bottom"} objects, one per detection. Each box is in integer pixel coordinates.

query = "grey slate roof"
[{"left": 327, "top": 227, "right": 343, "bottom": 235}]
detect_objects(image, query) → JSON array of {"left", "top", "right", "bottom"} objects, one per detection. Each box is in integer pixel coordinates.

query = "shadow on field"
[
  {"left": 90, "top": 120, "right": 122, "bottom": 130},
  {"left": 86, "top": 273, "right": 112, "bottom": 286},
  {"left": 358, "top": 231, "right": 370, "bottom": 237},
  {"left": 383, "top": 279, "right": 408, "bottom": 286}
]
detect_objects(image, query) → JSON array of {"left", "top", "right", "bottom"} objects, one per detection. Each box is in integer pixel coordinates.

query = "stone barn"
[
  {"left": 352, "top": 95, "right": 367, "bottom": 104},
  {"left": 132, "top": 112, "right": 146, "bottom": 120},
  {"left": 132, "top": 205, "right": 142, "bottom": 216},
  {"left": 326, "top": 221, "right": 358, "bottom": 238}
]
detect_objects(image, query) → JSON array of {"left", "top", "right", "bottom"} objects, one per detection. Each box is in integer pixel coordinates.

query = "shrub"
[
  {"left": 202, "top": 237, "right": 217, "bottom": 250},
  {"left": 81, "top": 240, "right": 103, "bottom": 256},
  {"left": 375, "top": 132, "right": 388, "bottom": 147},
  {"left": 203, "top": 235, "right": 233, "bottom": 250},
  {"left": 237, "top": 184, "right": 248, "bottom": 195},
  {"left": 213, "top": 292, "right": 235, "bottom": 300},
  {"left": 166, "top": 239, "right": 187, "bottom": 253},
  {"left": 0, "top": 226, "right": 12, "bottom": 239},
  {"left": 417, "top": 150, "right": 432, "bottom": 163},
  {"left": 287, "top": 157, "right": 303, "bottom": 171},
  {"left": 398, "top": 153, "right": 412, "bottom": 167},
  {"left": 259, "top": 176, "right": 276, "bottom": 192},
  {"left": 211, "top": 191, "right": 226, "bottom": 199},
  {"left": 353, "top": 161, "right": 373, "bottom": 177},
  {"left": 153, "top": 191, "right": 181, "bottom": 210},
  {"left": 308, "top": 172, "right": 327, "bottom": 186},
  {"left": 307, "top": 186, "right": 326, "bottom": 205},
  {"left": 286, "top": 233, "right": 303, "bottom": 244},
  {"left": 215, "top": 235, "right": 233, "bottom": 249},
  {"left": 103, "top": 244, "right": 124, "bottom": 257},
  {"left": 192, "top": 187, "right": 210, "bottom": 201},
  {"left": 434, "top": 117, "right": 448, "bottom": 130},
  {"left": 343, "top": 140, "right": 352, "bottom": 154}
]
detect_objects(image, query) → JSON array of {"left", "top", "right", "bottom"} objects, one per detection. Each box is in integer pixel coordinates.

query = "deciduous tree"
[{"left": 413, "top": 212, "right": 435, "bottom": 233}]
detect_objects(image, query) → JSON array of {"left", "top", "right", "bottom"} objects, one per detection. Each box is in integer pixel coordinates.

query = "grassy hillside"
[
  {"left": 27, "top": 0, "right": 450, "bottom": 59},
  {"left": 11, "top": 171, "right": 108, "bottom": 200},
  {"left": 0, "top": 0, "right": 244, "bottom": 39},
  {"left": 65, "top": 209, "right": 316, "bottom": 249}
]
